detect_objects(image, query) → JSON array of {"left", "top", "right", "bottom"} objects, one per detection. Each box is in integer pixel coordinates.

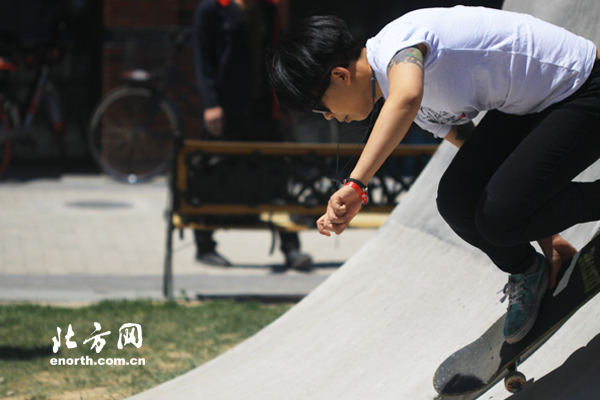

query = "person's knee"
[
  {"left": 436, "top": 178, "right": 473, "bottom": 229},
  {"left": 475, "top": 193, "right": 524, "bottom": 247}
]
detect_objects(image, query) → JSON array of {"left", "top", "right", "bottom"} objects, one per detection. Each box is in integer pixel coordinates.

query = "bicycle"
[
  {"left": 0, "top": 41, "right": 66, "bottom": 178},
  {"left": 88, "top": 28, "right": 195, "bottom": 184}
]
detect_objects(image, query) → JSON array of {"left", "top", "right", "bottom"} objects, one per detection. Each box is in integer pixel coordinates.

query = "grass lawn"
[{"left": 0, "top": 300, "right": 293, "bottom": 400}]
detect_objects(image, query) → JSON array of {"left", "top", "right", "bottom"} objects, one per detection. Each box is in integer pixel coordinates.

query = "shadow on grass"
[
  {"left": 196, "top": 293, "right": 304, "bottom": 304},
  {"left": 0, "top": 345, "right": 55, "bottom": 360}
]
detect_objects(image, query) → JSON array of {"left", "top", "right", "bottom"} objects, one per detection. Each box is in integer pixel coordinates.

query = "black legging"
[{"left": 437, "top": 60, "right": 600, "bottom": 274}]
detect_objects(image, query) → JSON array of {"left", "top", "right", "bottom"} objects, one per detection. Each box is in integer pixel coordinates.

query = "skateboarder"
[{"left": 268, "top": 6, "right": 600, "bottom": 343}]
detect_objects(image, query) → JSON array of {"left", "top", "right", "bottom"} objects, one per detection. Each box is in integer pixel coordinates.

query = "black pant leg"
[
  {"left": 438, "top": 67, "right": 600, "bottom": 274},
  {"left": 437, "top": 111, "right": 538, "bottom": 273},
  {"left": 477, "top": 85, "right": 600, "bottom": 248}
]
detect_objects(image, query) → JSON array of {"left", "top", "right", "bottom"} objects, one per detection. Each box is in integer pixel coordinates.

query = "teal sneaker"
[{"left": 501, "top": 253, "right": 550, "bottom": 344}]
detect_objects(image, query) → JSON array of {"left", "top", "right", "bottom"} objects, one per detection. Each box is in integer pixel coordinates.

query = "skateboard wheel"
[{"left": 505, "top": 371, "right": 527, "bottom": 393}]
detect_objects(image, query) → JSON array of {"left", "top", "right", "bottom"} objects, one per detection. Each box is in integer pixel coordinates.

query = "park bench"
[{"left": 163, "top": 140, "right": 438, "bottom": 298}]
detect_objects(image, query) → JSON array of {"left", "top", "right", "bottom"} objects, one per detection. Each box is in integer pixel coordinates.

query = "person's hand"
[
  {"left": 316, "top": 185, "right": 364, "bottom": 236},
  {"left": 537, "top": 234, "right": 577, "bottom": 288},
  {"left": 204, "top": 106, "right": 224, "bottom": 137}
]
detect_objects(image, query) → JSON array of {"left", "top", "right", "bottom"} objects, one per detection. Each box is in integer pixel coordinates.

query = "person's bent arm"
[{"left": 318, "top": 46, "right": 425, "bottom": 236}]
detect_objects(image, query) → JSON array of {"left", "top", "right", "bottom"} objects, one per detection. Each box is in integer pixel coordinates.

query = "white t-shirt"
[{"left": 365, "top": 6, "right": 597, "bottom": 138}]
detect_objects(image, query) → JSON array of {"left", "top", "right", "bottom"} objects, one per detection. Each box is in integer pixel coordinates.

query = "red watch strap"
[{"left": 345, "top": 181, "right": 368, "bottom": 206}]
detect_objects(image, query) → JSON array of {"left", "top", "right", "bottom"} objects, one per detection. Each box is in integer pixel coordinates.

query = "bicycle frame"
[
  {"left": 24, "top": 65, "right": 64, "bottom": 135},
  {"left": 0, "top": 35, "right": 68, "bottom": 178},
  {"left": 0, "top": 63, "right": 64, "bottom": 143}
]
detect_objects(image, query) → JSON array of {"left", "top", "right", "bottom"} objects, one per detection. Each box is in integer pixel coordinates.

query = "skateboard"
[{"left": 433, "top": 232, "right": 600, "bottom": 399}]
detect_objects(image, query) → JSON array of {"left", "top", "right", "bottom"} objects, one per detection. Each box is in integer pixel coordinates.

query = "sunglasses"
[{"left": 312, "top": 106, "right": 330, "bottom": 115}]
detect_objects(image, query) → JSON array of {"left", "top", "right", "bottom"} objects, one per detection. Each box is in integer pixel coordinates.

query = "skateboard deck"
[{"left": 433, "top": 232, "right": 600, "bottom": 399}]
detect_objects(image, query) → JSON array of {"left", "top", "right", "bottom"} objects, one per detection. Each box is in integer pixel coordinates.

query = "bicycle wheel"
[
  {"left": 88, "top": 86, "right": 181, "bottom": 183},
  {"left": 0, "top": 96, "right": 20, "bottom": 178}
]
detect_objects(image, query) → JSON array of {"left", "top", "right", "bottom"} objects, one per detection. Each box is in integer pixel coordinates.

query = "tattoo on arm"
[{"left": 387, "top": 46, "right": 424, "bottom": 74}]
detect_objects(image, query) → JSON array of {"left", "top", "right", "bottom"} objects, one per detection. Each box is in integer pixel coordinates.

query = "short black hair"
[{"left": 267, "top": 16, "right": 363, "bottom": 113}]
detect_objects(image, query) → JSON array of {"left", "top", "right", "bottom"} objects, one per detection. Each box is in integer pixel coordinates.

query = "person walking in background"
[{"left": 192, "top": 0, "right": 312, "bottom": 269}]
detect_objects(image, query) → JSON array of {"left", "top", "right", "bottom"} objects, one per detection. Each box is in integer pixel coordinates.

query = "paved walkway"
[{"left": 0, "top": 172, "right": 377, "bottom": 303}]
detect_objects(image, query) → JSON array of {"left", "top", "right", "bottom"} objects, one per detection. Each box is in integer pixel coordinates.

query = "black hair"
[{"left": 267, "top": 16, "right": 363, "bottom": 113}]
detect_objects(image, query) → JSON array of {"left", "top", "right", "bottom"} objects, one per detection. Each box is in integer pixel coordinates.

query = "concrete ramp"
[{"left": 130, "top": 2, "right": 600, "bottom": 398}]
